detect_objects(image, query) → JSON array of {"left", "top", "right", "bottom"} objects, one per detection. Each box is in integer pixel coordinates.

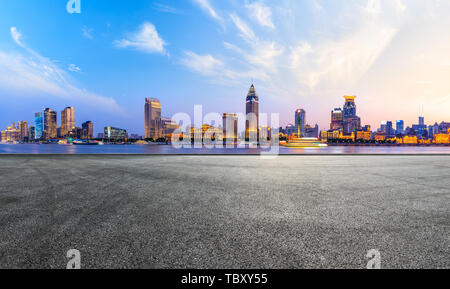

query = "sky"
[{"left": 0, "top": 0, "right": 450, "bottom": 135}]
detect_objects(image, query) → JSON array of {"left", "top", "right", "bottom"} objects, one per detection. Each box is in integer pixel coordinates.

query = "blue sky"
[{"left": 1, "top": 0, "right": 450, "bottom": 135}]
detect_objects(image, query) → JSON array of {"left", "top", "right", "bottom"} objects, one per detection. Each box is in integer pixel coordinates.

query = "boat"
[
  {"left": 281, "top": 137, "right": 328, "bottom": 148},
  {"left": 72, "top": 140, "right": 101, "bottom": 146}
]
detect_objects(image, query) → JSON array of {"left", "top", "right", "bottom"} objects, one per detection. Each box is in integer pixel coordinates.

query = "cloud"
[
  {"left": 82, "top": 27, "right": 93, "bottom": 39},
  {"left": 230, "top": 14, "right": 256, "bottom": 41},
  {"left": 68, "top": 64, "right": 81, "bottom": 73},
  {"left": 10, "top": 27, "right": 24, "bottom": 47},
  {"left": 153, "top": 3, "right": 182, "bottom": 14},
  {"left": 245, "top": 1, "right": 275, "bottom": 29},
  {"left": 114, "top": 22, "right": 167, "bottom": 54},
  {"left": 0, "top": 27, "right": 122, "bottom": 113},
  {"left": 180, "top": 51, "right": 224, "bottom": 76},
  {"left": 192, "top": 0, "right": 222, "bottom": 21}
]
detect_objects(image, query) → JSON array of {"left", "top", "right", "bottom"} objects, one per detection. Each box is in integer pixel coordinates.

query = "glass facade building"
[
  {"left": 245, "top": 84, "right": 259, "bottom": 141},
  {"left": 104, "top": 126, "right": 127, "bottom": 141},
  {"left": 34, "top": 112, "right": 43, "bottom": 140}
]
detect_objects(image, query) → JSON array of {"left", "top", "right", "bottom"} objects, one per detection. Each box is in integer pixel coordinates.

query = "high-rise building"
[
  {"left": 82, "top": 121, "right": 94, "bottom": 139},
  {"left": 412, "top": 116, "right": 427, "bottom": 137},
  {"left": 61, "top": 107, "right": 75, "bottom": 137},
  {"left": 396, "top": 120, "right": 404, "bottom": 135},
  {"left": 342, "top": 96, "right": 361, "bottom": 135},
  {"left": 29, "top": 126, "right": 35, "bottom": 141},
  {"left": 44, "top": 108, "right": 57, "bottom": 139},
  {"left": 18, "top": 121, "right": 28, "bottom": 140},
  {"left": 331, "top": 108, "right": 344, "bottom": 130},
  {"left": 245, "top": 84, "right": 259, "bottom": 141},
  {"left": 34, "top": 112, "right": 44, "bottom": 140},
  {"left": 295, "top": 109, "right": 306, "bottom": 137},
  {"left": 104, "top": 126, "right": 127, "bottom": 141},
  {"left": 145, "top": 98, "right": 163, "bottom": 140},
  {"left": 223, "top": 113, "right": 238, "bottom": 142}
]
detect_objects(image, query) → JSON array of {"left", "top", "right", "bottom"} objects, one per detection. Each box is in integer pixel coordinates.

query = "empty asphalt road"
[{"left": 0, "top": 155, "right": 448, "bottom": 269}]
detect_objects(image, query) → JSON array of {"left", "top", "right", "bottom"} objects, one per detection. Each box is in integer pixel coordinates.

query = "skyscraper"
[
  {"left": 82, "top": 121, "right": 94, "bottom": 139},
  {"left": 295, "top": 109, "right": 306, "bottom": 137},
  {"left": 396, "top": 120, "right": 404, "bottom": 135},
  {"left": 342, "top": 96, "right": 361, "bottom": 135},
  {"left": 245, "top": 84, "right": 259, "bottom": 141},
  {"left": 145, "top": 98, "right": 163, "bottom": 140},
  {"left": 44, "top": 108, "right": 57, "bottom": 139},
  {"left": 18, "top": 121, "right": 28, "bottom": 140},
  {"left": 34, "top": 112, "right": 43, "bottom": 140},
  {"left": 223, "top": 113, "right": 238, "bottom": 143},
  {"left": 331, "top": 108, "right": 344, "bottom": 130},
  {"left": 61, "top": 107, "right": 75, "bottom": 137}
]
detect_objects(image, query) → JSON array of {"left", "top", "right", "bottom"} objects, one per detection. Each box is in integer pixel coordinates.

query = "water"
[{"left": 1, "top": 143, "right": 450, "bottom": 154}]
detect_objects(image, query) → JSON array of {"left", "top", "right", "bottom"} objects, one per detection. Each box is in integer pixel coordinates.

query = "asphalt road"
[{"left": 0, "top": 155, "right": 448, "bottom": 269}]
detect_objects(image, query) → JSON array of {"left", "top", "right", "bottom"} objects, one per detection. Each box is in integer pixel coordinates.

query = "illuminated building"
[
  {"left": 145, "top": 98, "right": 163, "bottom": 140},
  {"left": 29, "top": 126, "right": 35, "bottom": 141},
  {"left": 285, "top": 124, "right": 295, "bottom": 136},
  {"left": 379, "top": 121, "right": 394, "bottom": 137},
  {"left": 223, "top": 113, "right": 238, "bottom": 143},
  {"left": 356, "top": 126, "right": 371, "bottom": 141},
  {"left": 104, "top": 126, "right": 127, "bottom": 141},
  {"left": 342, "top": 96, "right": 361, "bottom": 135},
  {"left": 305, "top": 124, "right": 319, "bottom": 138},
  {"left": 162, "top": 118, "right": 180, "bottom": 140},
  {"left": 412, "top": 116, "right": 427, "bottom": 138},
  {"left": 433, "top": 129, "right": 450, "bottom": 144},
  {"left": 374, "top": 132, "right": 386, "bottom": 141},
  {"left": 18, "top": 121, "right": 28, "bottom": 140},
  {"left": 44, "top": 108, "right": 57, "bottom": 139},
  {"left": 331, "top": 108, "right": 344, "bottom": 130},
  {"left": 403, "top": 135, "right": 418, "bottom": 144},
  {"left": 295, "top": 109, "right": 306, "bottom": 137},
  {"left": 61, "top": 107, "right": 75, "bottom": 137},
  {"left": 259, "top": 126, "right": 271, "bottom": 141},
  {"left": 82, "top": 121, "right": 94, "bottom": 139},
  {"left": 34, "top": 112, "right": 44, "bottom": 140},
  {"left": 245, "top": 84, "right": 259, "bottom": 141},
  {"left": 0, "top": 123, "right": 20, "bottom": 142},
  {"left": 396, "top": 120, "right": 404, "bottom": 135}
]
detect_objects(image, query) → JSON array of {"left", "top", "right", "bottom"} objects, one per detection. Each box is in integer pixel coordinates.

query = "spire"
[{"left": 247, "top": 84, "right": 259, "bottom": 102}]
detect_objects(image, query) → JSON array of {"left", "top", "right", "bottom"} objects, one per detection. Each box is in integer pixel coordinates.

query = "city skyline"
[{"left": 1, "top": 1, "right": 450, "bottom": 133}]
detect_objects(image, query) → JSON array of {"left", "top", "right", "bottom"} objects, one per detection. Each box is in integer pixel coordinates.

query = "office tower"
[
  {"left": 162, "top": 118, "right": 180, "bottom": 139},
  {"left": 34, "top": 112, "right": 44, "bottom": 140},
  {"left": 331, "top": 108, "right": 344, "bottom": 130},
  {"left": 223, "top": 113, "right": 238, "bottom": 142},
  {"left": 145, "top": 98, "right": 163, "bottom": 139},
  {"left": 82, "top": 121, "right": 94, "bottom": 139},
  {"left": 44, "top": 108, "right": 57, "bottom": 139},
  {"left": 29, "top": 126, "right": 35, "bottom": 141},
  {"left": 305, "top": 124, "right": 319, "bottom": 138},
  {"left": 104, "top": 126, "right": 127, "bottom": 141},
  {"left": 285, "top": 124, "right": 295, "bottom": 136},
  {"left": 295, "top": 109, "right": 306, "bottom": 137},
  {"left": 18, "top": 121, "right": 28, "bottom": 140},
  {"left": 342, "top": 96, "right": 361, "bottom": 135},
  {"left": 61, "top": 107, "right": 75, "bottom": 137},
  {"left": 245, "top": 84, "right": 259, "bottom": 141},
  {"left": 396, "top": 120, "right": 404, "bottom": 135},
  {"left": 412, "top": 116, "right": 427, "bottom": 137}
]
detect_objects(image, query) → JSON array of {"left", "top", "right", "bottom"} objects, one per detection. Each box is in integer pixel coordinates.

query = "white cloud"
[
  {"left": 192, "top": 0, "right": 222, "bottom": 21},
  {"left": 153, "top": 3, "right": 182, "bottom": 14},
  {"left": 82, "top": 27, "right": 93, "bottom": 39},
  {"left": 10, "top": 27, "right": 24, "bottom": 47},
  {"left": 114, "top": 22, "right": 167, "bottom": 54},
  {"left": 0, "top": 27, "right": 122, "bottom": 113},
  {"left": 245, "top": 1, "right": 275, "bottom": 29},
  {"left": 230, "top": 14, "right": 256, "bottom": 41},
  {"left": 180, "top": 51, "right": 224, "bottom": 76},
  {"left": 68, "top": 64, "right": 81, "bottom": 73}
]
